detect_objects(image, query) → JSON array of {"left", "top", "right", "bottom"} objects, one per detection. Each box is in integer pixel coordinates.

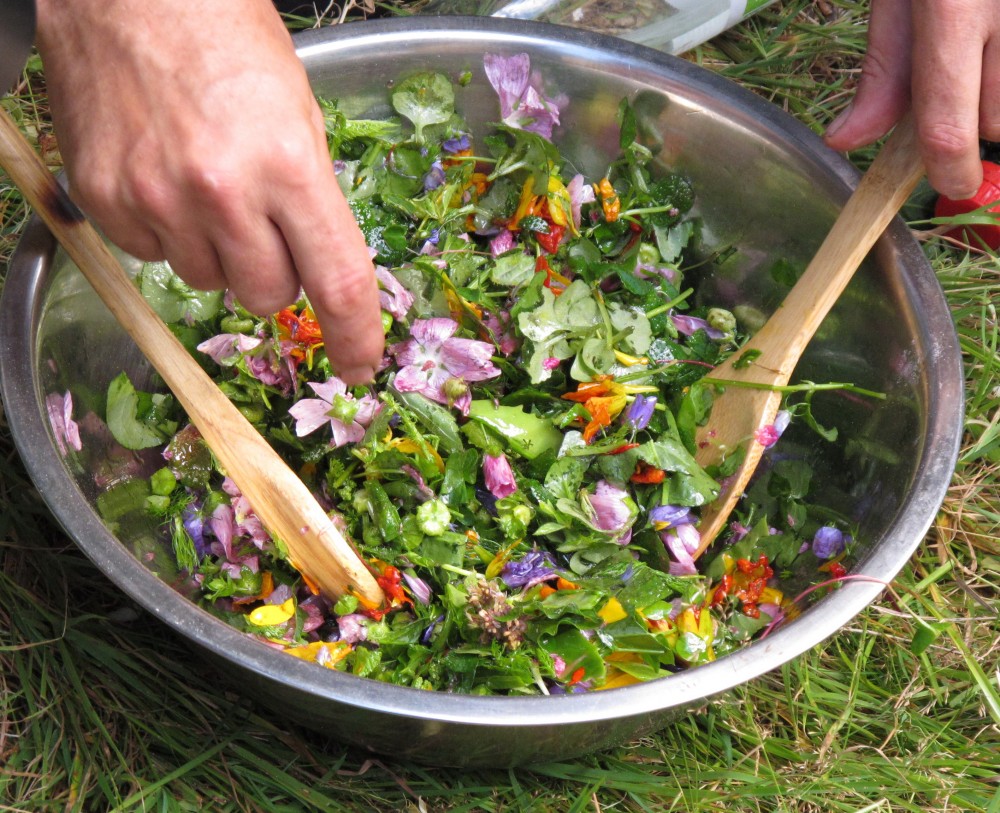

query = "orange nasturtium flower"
[
  {"left": 276, "top": 305, "right": 324, "bottom": 369},
  {"left": 562, "top": 376, "right": 628, "bottom": 443},
  {"left": 593, "top": 177, "right": 620, "bottom": 223}
]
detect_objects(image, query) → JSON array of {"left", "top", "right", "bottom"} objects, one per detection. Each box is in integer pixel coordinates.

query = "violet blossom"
[
  {"left": 502, "top": 550, "right": 558, "bottom": 589},
  {"left": 583, "top": 480, "right": 638, "bottom": 545},
  {"left": 45, "top": 391, "right": 82, "bottom": 456},
  {"left": 388, "top": 317, "right": 500, "bottom": 415},
  {"left": 442, "top": 134, "right": 470, "bottom": 153},
  {"left": 625, "top": 394, "right": 657, "bottom": 431},
  {"left": 375, "top": 265, "right": 414, "bottom": 320},
  {"left": 402, "top": 570, "right": 433, "bottom": 605},
  {"left": 288, "top": 377, "right": 379, "bottom": 448},
  {"left": 812, "top": 526, "right": 847, "bottom": 559},
  {"left": 483, "top": 53, "right": 565, "bottom": 139},
  {"left": 661, "top": 522, "right": 701, "bottom": 576},
  {"left": 483, "top": 453, "right": 518, "bottom": 499},
  {"left": 423, "top": 159, "right": 446, "bottom": 191},
  {"left": 649, "top": 504, "right": 694, "bottom": 531}
]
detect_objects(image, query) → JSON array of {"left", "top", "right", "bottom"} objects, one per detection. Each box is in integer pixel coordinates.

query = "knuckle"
[{"left": 918, "top": 120, "right": 977, "bottom": 162}]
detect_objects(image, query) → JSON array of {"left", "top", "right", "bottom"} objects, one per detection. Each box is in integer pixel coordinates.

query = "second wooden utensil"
[{"left": 691, "top": 115, "right": 925, "bottom": 558}]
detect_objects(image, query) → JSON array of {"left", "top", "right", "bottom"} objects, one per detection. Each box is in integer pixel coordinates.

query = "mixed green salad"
[{"left": 49, "top": 54, "right": 856, "bottom": 694}]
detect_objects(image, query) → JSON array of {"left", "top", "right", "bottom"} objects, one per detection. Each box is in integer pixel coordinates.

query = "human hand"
[
  {"left": 35, "top": 0, "right": 384, "bottom": 384},
  {"left": 824, "top": 0, "right": 1000, "bottom": 200}
]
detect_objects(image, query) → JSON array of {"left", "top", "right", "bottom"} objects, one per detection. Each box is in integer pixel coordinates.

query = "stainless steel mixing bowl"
[{"left": 0, "top": 18, "right": 963, "bottom": 766}]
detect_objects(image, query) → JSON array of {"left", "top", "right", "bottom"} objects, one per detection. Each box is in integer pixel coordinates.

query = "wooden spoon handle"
[
  {"left": 736, "top": 114, "right": 924, "bottom": 379},
  {"left": 0, "top": 109, "right": 384, "bottom": 607}
]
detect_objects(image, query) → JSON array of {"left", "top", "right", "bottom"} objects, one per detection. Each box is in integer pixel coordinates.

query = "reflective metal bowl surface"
[{"left": 0, "top": 18, "right": 963, "bottom": 766}]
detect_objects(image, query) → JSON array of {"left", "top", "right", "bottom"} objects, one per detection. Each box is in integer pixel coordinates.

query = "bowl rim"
[{"left": 0, "top": 16, "right": 964, "bottom": 728}]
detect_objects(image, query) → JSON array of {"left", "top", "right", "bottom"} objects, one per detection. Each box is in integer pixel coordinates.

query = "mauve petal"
[
  {"left": 662, "top": 529, "right": 698, "bottom": 576},
  {"left": 440, "top": 338, "right": 501, "bottom": 382},
  {"left": 209, "top": 504, "right": 236, "bottom": 561},
  {"left": 672, "top": 313, "right": 726, "bottom": 340},
  {"left": 566, "top": 173, "right": 594, "bottom": 231},
  {"left": 375, "top": 265, "right": 414, "bottom": 320},
  {"left": 392, "top": 365, "right": 443, "bottom": 403},
  {"left": 329, "top": 417, "right": 365, "bottom": 448},
  {"left": 587, "top": 480, "right": 633, "bottom": 533},
  {"left": 307, "top": 377, "right": 347, "bottom": 403},
  {"left": 402, "top": 571, "right": 433, "bottom": 605},
  {"left": 484, "top": 53, "right": 530, "bottom": 120},
  {"left": 490, "top": 230, "right": 516, "bottom": 256},
  {"left": 337, "top": 613, "right": 368, "bottom": 644},
  {"left": 387, "top": 336, "right": 424, "bottom": 368},
  {"left": 484, "top": 453, "right": 518, "bottom": 499},
  {"left": 288, "top": 398, "right": 334, "bottom": 437},
  {"left": 410, "top": 317, "right": 459, "bottom": 348},
  {"left": 510, "top": 84, "right": 561, "bottom": 138}
]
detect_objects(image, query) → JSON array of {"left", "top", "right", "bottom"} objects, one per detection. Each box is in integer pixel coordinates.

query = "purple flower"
[
  {"left": 182, "top": 504, "right": 210, "bottom": 560},
  {"left": 812, "top": 526, "right": 846, "bottom": 559},
  {"left": 375, "top": 265, "right": 414, "bottom": 320},
  {"left": 443, "top": 134, "right": 470, "bottom": 153},
  {"left": 388, "top": 318, "right": 500, "bottom": 415},
  {"left": 45, "top": 391, "right": 82, "bottom": 456},
  {"left": 483, "top": 453, "right": 518, "bottom": 499},
  {"left": 423, "top": 159, "right": 446, "bottom": 191},
  {"left": 402, "top": 570, "right": 433, "bottom": 605},
  {"left": 635, "top": 261, "right": 678, "bottom": 285},
  {"left": 288, "top": 377, "right": 379, "bottom": 448},
  {"left": 583, "top": 480, "right": 637, "bottom": 544},
  {"left": 671, "top": 313, "right": 727, "bottom": 340},
  {"left": 649, "top": 504, "right": 694, "bottom": 531},
  {"left": 661, "top": 523, "right": 701, "bottom": 576},
  {"left": 483, "top": 53, "right": 565, "bottom": 139},
  {"left": 625, "top": 395, "right": 657, "bottom": 431},
  {"left": 502, "top": 550, "right": 558, "bottom": 589}
]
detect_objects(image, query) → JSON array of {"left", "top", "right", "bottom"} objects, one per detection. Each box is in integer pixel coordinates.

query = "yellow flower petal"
[
  {"left": 598, "top": 597, "right": 628, "bottom": 625},
  {"left": 284, "top": 641, "right": 352, "bottom": 669},
  {"left": 247, "top": 598, "right": 296, "bottom": 627}
]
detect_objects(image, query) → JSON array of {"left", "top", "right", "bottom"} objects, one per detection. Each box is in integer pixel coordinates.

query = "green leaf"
[
  {"left": 106, "top": 372, "right": 173, "bottom": 450},
  {"left": 391, "top": 72, "right": 455, "bottom": 141},
  {"left": 139, "top": 261, "right": 224, "bottom": 324}
]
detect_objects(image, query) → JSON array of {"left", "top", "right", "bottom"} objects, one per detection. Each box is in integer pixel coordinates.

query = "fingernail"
[{"left": 825, "top": 105, "right": 853, "bottom": 141}]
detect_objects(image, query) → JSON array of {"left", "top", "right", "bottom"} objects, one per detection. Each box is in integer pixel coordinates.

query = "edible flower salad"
[{"left": 52, "top": 54, "right": 856, "bottom": 694}]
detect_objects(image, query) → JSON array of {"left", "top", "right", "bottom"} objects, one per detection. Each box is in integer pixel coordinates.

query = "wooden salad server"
[
  {"left": 691, "top": 114, "right": 924, "bottom": 559},
  {"left": 0, "top": 109, "right": 385, "bottom": 607}
]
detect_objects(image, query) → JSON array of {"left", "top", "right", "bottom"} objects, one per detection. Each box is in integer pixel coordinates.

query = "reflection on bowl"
[{"left": 0, "top": 18, "right": 962, "bottom": 766}]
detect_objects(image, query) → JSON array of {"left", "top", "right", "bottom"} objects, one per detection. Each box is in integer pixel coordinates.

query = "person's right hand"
[
  {"left": 36, "top": 0, "right": 384, "bottom": 384},
  {"left": 825, "top": 0, "right": 1000, "bottom": 201}
]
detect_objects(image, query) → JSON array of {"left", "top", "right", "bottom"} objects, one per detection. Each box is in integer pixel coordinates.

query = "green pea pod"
[
  {"left": 365, "top": 480, "right": 402, "bottom": 543},
  {"left": 392, "top": 388, "right": 465, "bottom": 456}
]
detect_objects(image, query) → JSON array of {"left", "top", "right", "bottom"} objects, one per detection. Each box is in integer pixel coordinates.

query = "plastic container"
[{"left": 419, "top": 0, "right": 779, "bottom": 54}]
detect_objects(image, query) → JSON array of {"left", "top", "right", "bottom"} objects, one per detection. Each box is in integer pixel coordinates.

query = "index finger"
[
  {"left": 911, "top": 3, "right": 986, "bottom": 198},
  {"left": 274, "top": 161, "right": 384, "bottom": 386}
]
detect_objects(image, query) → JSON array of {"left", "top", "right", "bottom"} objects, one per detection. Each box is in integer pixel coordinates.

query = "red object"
[{"left": 934, "top": 159, "right": 1000, "bottom": 250}]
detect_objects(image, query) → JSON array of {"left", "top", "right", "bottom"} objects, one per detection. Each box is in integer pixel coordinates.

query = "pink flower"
[
  {"left": 489, "top": 230, "right": 516, "bottom": 256},
  {"left": 484, "top": 453, "right": 518, "bottom": 499},
  {"left": 583, "top": 480, "right": 637, "bottom": 544},
  {"left": 375, "top": 265, "right": 414, "bottom": 320},
  {"left": 566, "top": 173, "right": 595, "bottom": 231},
  {"left": 483, "top": 53, "right": 565, "bottom": 139},
  {"left": 45, "top": 391, "right": 82, "bottom": 456},
  {"left": 196, "top": 333, "right": 262, "bottom": 366},
  {"left": 388, "top": 318, "right": 500, "bottom": 415},
  {"left": 288, "top": 377, "right": 379, "bottom": 448},
  {"left": 753, "top": 410, "right": 791, "bottom": 448},
  {"left": 661, "top": 523, "right": 701, "bottom": 576}
]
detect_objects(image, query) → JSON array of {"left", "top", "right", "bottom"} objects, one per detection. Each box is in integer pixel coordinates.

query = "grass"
[{"left": 2, "top": 1, "right": 999, "bottom": 810}]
